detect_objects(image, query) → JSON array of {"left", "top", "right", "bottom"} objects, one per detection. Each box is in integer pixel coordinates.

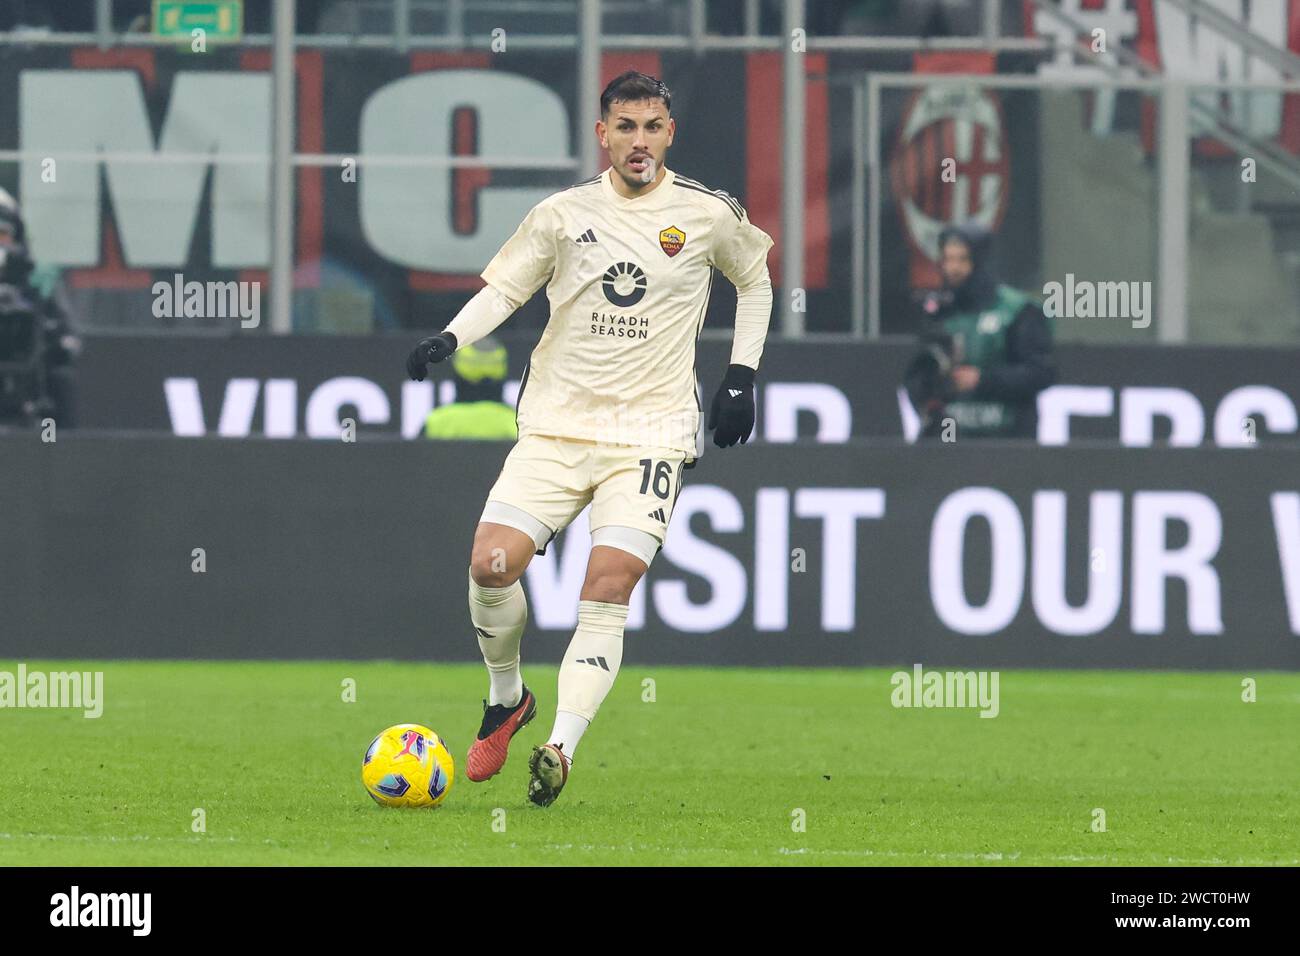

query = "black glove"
[
  {"left": 406, "top": 331, "right": 458, "bottom": 381},
  {"left": 707, "top": 364, "right": 756, "bottom": 448}
]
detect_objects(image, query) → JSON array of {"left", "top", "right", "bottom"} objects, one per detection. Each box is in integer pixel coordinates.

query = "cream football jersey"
[{"left": 480, "top": 166, "right": 774, "bottom": 460}]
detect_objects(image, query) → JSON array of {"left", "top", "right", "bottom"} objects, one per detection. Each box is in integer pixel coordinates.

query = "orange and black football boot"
[{"left": 466, "top": 685, "right": 537, "bottom": 782}]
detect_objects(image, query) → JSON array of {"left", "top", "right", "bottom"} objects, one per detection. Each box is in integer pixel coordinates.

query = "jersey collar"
[{"left": 600, "top": 165, "right": 675, "bottom": 206}]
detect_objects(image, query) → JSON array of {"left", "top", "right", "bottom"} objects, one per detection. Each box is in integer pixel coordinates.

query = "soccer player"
[{"left": 406, "top": 71, "right": 774, "bottom": 806}]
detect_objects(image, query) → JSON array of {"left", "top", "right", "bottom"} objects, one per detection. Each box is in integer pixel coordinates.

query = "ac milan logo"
[{"left": 890, "top": 85, "right": 1010, "bottom": 264}]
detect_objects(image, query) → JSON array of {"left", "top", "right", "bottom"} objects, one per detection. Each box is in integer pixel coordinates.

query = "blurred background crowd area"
[{"left": 0, "top": 0, "right": 1296, "bottom": 352}]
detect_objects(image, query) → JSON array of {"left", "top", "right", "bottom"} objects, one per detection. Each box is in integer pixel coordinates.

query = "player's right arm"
[{"left": 406, "top": 199, "right": 559, "bottom": 381}]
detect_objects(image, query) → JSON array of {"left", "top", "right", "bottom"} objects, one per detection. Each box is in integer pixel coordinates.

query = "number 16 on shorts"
[{"left": 637, "top": 456, "right": 685, "bottom": 528}]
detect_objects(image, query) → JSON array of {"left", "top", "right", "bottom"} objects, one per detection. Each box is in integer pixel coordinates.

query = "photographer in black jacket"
[{"left": 904, "top": 222, "right": 1055, "bottom": 440}]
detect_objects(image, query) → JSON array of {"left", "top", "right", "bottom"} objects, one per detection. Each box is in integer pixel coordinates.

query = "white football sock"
[
  {"left": 468, "top": 569, "right": 528, "bottom": 707},
  {"left": 547, "top": 711, "right": 590, "bottom": 760},
  {"left": 550, "top": 600, "right": 629, "bottom": 758}
]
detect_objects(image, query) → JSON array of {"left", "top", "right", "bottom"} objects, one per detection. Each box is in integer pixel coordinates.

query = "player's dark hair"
[{"left": 600, "top": 71, "right": 671, "bottom": 118}]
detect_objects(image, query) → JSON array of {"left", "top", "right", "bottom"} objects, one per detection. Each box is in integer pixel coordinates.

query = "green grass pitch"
[{"left": 1, "top": 661, "right": 1296, "bottom": 866}]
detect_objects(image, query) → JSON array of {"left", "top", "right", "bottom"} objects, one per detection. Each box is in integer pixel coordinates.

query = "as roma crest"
[{"left": 659, "top": 226, "right": 686, "bottom": 258}]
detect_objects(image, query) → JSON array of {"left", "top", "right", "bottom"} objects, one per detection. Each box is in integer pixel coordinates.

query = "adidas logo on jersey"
[
  {"left": 647, "top": 508, "right": 667, "bottom": 522},
  {"left": 576, "top": 656, "right": 610, "bottom": 671},
  {"left": 574, "top": 228, "right": 598, "bottom": 243}
]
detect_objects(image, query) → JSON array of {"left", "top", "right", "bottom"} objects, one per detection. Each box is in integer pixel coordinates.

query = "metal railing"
[
  {"left": 858, "top": 73, "right": 1300, "bottom": 345},
  {"left": 1029, "top": 0, "right": 1300, "bottom": 194},
  {"left": 0, "top": 0, "right": 1049, "bottom": 336},
  {"left": 22, "top": 0, "right": 1026, "bottom": 48},
  {"left": 6, "top": 0, "right": 1299, "bottom": 341}
]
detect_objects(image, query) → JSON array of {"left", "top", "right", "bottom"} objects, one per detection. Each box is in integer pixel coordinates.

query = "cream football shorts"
[{"left": 480, "top": 433, "right": 692, "bottom": 566}]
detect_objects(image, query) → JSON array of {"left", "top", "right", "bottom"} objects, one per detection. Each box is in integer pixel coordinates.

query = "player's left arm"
[{"left": 707, "top": 203, "right": 774, "bottom": 448}]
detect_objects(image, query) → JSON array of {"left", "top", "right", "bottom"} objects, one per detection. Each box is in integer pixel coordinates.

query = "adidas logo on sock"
[
  {"left": 576, "top": 656, "right": 610, "bottom": 671},
  {"left": 647, "top": 507, "right": 666, "bottom": 522},
  {"left": 575, "top": 228, "right": 598, "bottom": 243},
  {"left": 474, "top": 626, "right": 493, "bottom": 640},
  {"left": 728, "top": 388, "right": 743, "bottom": 398}
]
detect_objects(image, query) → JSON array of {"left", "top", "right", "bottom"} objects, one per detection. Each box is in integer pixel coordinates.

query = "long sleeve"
[
  {"left": 442, "top": 284, "right": 523, "bottom": 350},
  {"left": 710, "top": 200, "right": 775, "bottom": 372},
  {"left": 730, "top": 266, "right": 773, "bottom": 370}
]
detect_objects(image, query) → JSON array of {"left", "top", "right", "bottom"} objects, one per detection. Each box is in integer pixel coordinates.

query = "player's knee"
[
  {"left": 468, "top": 550, "right": 520, "bottom": 589},
  {"left": 581, "top": 569, "right": 640, "bottom": 605}
]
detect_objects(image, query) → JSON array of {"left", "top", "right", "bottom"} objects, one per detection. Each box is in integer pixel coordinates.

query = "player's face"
[
  {"left": 939, "top": 239, "right": 972, "bottom": 289},
  {"left": 598, "top": 99, "right": 674, "bottom": 188}
]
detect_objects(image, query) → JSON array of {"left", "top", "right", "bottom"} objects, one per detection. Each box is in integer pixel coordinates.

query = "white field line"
[
  {"left": 3, "top": 833, "right": 1295, "bottom": 866},
  {"left": 1003, "top": 685, "right": 1300, "bottom": 704},
  {"left": 536, "top": 844, "right": 1297, "bottom": 865}
]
